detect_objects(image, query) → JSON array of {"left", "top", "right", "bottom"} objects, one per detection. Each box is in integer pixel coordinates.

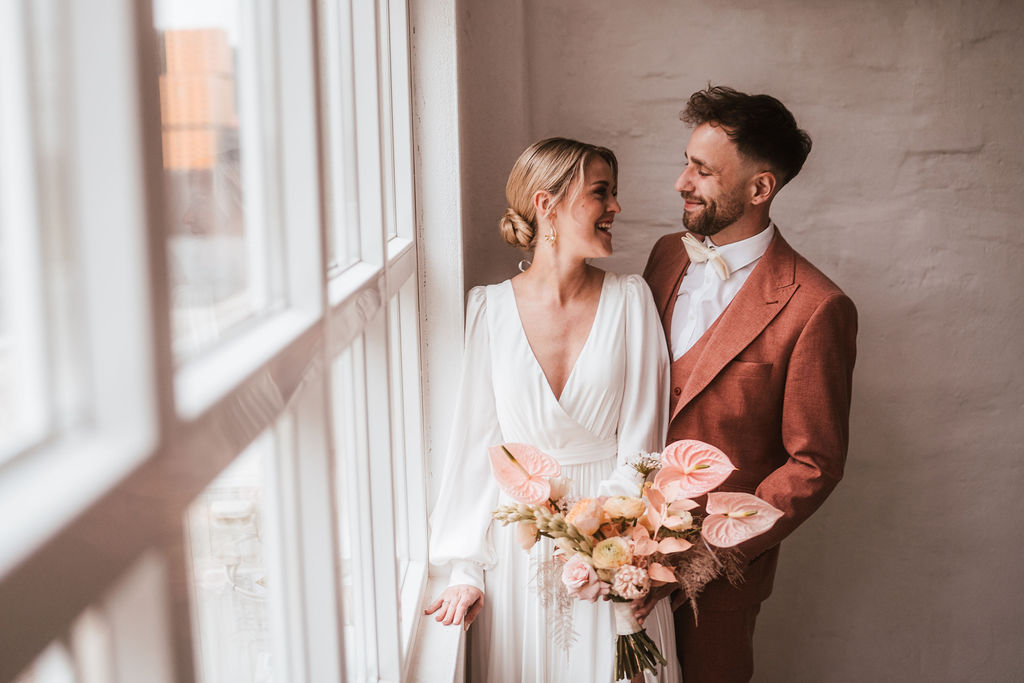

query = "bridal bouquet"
[{"left": 490, "top": 440, "right": 783, "bottom": 681}]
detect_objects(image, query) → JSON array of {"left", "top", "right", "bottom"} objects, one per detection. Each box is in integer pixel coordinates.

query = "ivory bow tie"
[{"left": 681, "top": 233, "right": 731, "bottom": 280}]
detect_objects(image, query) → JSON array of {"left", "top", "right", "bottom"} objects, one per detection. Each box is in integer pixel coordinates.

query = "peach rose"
[
  {"left": 565, "top": 498, "right": 604, "bottom": 536},
  {"left": 561, "top": 553, "right": 609, "bottom": 602}
]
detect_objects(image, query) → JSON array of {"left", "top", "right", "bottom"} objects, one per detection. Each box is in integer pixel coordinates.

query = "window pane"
[
  {"left": 155, "top": 0, "right": 282, "bottom": 357},
  {"left": 0, "top": 210, "right": 49, "bottom": 461},
  {"left": 319, "top": 0, "right": 360, "bottom": 273},
  {"left": 184, "top": 436, "right": 279, "bottom": 683},
  {"left": 0, "top": 0, "right": 50, "bottom": 461}
]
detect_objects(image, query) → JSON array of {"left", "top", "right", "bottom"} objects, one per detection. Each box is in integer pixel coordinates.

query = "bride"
[{"left": 424, "top": 138, "right": 681, "bottom": 682}]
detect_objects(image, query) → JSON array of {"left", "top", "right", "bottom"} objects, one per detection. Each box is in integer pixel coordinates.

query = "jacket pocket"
[{"left": 726, "top": 359, "right": 772, "bottom": 378}]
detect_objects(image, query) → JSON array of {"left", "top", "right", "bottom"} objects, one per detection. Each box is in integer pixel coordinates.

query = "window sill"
[{"left": 406, "top": 574, "right": 465, "bottom": 683}]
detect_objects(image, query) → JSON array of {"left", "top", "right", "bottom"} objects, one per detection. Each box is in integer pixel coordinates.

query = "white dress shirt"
[{"left": 671, "top": 222, "right": 775, "bottom": 360}]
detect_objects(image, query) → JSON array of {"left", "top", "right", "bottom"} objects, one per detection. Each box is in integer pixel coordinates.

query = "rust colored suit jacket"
[{"left": 644, "top": 228, "right": 857, "bottom": 608}]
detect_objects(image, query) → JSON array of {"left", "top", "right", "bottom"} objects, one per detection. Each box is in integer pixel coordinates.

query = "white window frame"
[
  {"left": 321, "top": 0, "right": 432, "bottom": 677},
  {"left": 0, "top": 1, "right": 455, "bottom": 683},
  {"left": 0, "top": 0, "right": 50, "bottom": 461}
]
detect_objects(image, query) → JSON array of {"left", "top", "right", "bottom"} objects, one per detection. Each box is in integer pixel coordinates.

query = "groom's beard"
[{"left": 681, "top": 189, "right": 745, "bottom": 237}]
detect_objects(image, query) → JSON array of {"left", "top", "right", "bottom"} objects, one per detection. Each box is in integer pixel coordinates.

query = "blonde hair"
[{"left": 499, "top": 138, "right": 618, "bottom": 249}]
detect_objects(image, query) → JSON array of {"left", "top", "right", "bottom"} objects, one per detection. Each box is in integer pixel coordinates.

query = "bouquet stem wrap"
[{"left": 611, "top": 601, "right": 666, "bottom": 681}]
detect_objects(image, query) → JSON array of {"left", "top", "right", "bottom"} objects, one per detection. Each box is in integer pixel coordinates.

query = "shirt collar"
[{"left": 703, "top": 221, "right": 774, "bottom": 274}]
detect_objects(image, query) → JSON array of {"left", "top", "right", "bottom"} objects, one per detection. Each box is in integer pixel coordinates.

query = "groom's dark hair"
[{"left": 681, "top": 85, "right": 812, "bottom": 186}]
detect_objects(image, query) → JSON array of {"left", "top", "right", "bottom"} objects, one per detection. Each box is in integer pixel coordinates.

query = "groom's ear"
[{"left": 750, "top": 171, "right": 777, "bottom": 206}]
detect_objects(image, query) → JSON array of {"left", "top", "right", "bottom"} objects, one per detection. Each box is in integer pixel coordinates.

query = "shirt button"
[{"left": 672, "top": 387, "right": 682, "bottom": 396}]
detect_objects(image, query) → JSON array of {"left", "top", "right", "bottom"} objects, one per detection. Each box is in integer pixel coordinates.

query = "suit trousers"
[{"left": 674, "top": 601, "right": 761, "bottom": 683}]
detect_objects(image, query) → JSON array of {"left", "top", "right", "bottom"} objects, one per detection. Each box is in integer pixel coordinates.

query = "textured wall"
[
  {"left": 456, "top": 1, "right": 533, "bottom": 289},
  {"left": 458, "top": 0, "right": 1024, "bottom": 680}
]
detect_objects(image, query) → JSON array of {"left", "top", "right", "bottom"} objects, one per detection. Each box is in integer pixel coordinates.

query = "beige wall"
[{"left": 457, "top": 0, "right": 1024, "bottom": 680}]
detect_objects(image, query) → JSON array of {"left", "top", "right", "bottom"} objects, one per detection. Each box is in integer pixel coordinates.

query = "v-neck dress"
[{"left": 429, "top": 272, "right": 680, "bottom": 682}]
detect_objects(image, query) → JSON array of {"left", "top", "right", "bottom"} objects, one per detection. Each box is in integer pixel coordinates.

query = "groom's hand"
[
  {"left": 424, "top": 584, "right": 484, "bottom": 630},
  {"left": 633, "top": 583, "right": 676, "bottom": 626}
]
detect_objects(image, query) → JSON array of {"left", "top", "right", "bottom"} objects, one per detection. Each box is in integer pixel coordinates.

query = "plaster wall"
[
  {"left": 457, "top": 0, "right": 1024, "bottom": 680},
  {"left": 456, "top": 1, "right": 532, "bottom": 290}
]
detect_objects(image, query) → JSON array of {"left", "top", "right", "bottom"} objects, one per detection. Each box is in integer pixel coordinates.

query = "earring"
[
  {"left": 542, "top": 209, "right": 557, "bottom": 246},
  {"left": 518, "top": 258, "right": 531, "bottom": 272}
]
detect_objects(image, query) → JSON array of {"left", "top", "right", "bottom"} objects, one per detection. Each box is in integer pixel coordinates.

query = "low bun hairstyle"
[
  {"left": 499, "top": 207, "right": 534, "bottom": 249},
  {"left": 499, "top": 137, "right": 618, "bottom": 250}
]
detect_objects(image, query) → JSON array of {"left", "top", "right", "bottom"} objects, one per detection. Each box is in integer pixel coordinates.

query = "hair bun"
[{"left": 499, "top": 207, "right": 534, "bottom": 249}]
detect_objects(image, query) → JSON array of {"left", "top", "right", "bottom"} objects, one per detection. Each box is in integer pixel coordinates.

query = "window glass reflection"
[
  {"left": 155, "top": 1, "right": 276, "bottom": 357},
  {"left": 185, "top": 436, "right": 277, "bottom": 683},
  {"left": 0, "top": 54, "right": 50, "bottom": 460}
]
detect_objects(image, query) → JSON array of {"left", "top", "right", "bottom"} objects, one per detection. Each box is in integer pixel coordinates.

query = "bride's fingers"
[
  {"left": 424, "top": 596, "right": 443, "bottom": 615},
  {"left": 428, "top": 588, "right": 482, "bottom": 626},
  {"left": 633, "top": 595, "right": 658, "bottom": 624},
  {"left": 630, "top": 598, "right": 655, "bottom": 618},
  {"left": 455, "top": 591, "right": 482, "bottom": 626},
  {"left": 452, "top": 598, "right": 470, "bottom": 626},
  {"left": 634, "top": 585, "right": 674, "bottom": 625},
  {"left": 443, "top": 598, "right": 463, "bottom": 626},
  {"left": 435, "top": 598, "right": 454, "bottom": 624},
  {"left": 464, "top": 597, "right": 484, "bottom": 629}
]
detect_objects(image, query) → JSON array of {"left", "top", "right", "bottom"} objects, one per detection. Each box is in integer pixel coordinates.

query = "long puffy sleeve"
[
  {"left": 427, "top": 287, "right": 503, "bottom": 592},
  {"left": 600, "top": 275, "right": 671, "bottom": 496}
]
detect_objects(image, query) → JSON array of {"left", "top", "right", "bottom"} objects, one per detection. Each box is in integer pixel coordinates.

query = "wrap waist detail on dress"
[{"left": 544, "top": 436, "right": 618, "bottom": 466}]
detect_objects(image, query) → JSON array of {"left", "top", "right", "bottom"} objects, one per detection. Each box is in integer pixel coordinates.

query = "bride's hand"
[
  {"left": 424, "top": 584, "right": 484, "bottom": 630},
  {"left": 633, "top": 583, "right": 675, "bottom": 626}
]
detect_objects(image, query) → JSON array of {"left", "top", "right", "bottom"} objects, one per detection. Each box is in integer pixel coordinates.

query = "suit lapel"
[{"left": 671, "top": 230, "right": 800, "bottom": 421}]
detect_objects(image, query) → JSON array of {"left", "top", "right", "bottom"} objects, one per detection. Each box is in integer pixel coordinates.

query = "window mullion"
[
  {"left": 273, "top": 0, "right": 324, "bottom": 316},
  {"left": 287, "top": 374, "right": 347, "bottom": 683},
  {"left": 103, "top": 553, "right": 176, "bottom": 683},
  {"left": 351, "top": 0, "right": 386, "bottom": 267},
  {"left": 339, "top": 335, "right": 381, "bottom": 679},
  {"left": 71, "top": 0, "right": 160, "bottom": 445},
  {"left": 363, "top": 311, "right": 403, "bottom": 680}
]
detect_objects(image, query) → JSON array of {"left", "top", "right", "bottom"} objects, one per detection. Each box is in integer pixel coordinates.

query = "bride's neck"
[{"left": 520, "top": 247, "right": 595, "bottom": 305}]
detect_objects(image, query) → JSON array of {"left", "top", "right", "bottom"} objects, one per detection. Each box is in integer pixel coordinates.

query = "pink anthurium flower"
[
  {"left": 654, "top": 440, "right": 736, "bottom": 500},
  {"left": 488, "top": 443, "right": 560, "bottom": 505},
  {"left": 701, "top": 492, "right": 784, "bottom": 548},
  {"left": 647, "top": 562, "right": 677, "bottom": 585},
  {"left": 645, "top": 485, "right": 698, "bottom": 534},
  {"left": 631, "top": 525, "right": 660, "bottom": 557},
  {"left": 644, "top": 485, "right": 667, "bottom": 530}
]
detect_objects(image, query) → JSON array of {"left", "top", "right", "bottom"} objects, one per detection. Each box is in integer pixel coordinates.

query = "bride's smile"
[{"left": 547, "top": 156, "right": 621, "bottom": 259}]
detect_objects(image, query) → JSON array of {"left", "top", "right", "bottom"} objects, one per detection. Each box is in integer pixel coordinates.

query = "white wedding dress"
[{"left": 429, "top": 272, "right": 682, "bottom": 683}]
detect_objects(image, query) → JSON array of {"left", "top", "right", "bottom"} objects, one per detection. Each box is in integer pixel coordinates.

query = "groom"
[{"left": 639, "top": 86, "right": 858, "bottom": 681}]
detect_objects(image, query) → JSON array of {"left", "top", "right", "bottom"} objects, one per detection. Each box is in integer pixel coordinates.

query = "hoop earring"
[{"left": 518, "top": 258, "right": 531, "bottom": 273}]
